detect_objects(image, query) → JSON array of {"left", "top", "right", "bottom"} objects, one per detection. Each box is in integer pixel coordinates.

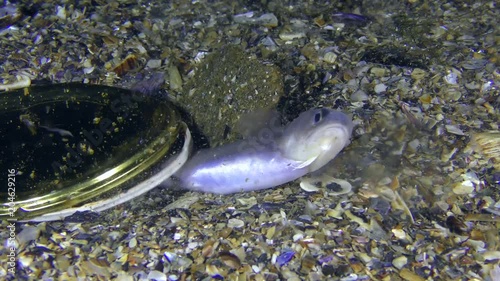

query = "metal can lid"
[{"left": 1, "top": 83, "right": 188, "bottom": 221}]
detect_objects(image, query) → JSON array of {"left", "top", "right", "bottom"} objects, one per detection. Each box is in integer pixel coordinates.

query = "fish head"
[{"left": 279, "top": 108, "right": 353, "bottom": 172}]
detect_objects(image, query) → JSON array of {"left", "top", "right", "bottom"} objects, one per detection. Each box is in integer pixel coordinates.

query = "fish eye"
[
  {"left": 313, "top": 108, "right": 329, "bottom": 124},
  {"left": 313, "top": 111, "right": 322, "bottom": 124}
]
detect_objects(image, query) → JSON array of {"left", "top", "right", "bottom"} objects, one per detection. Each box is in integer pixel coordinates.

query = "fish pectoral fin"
[{"left": 292, "top": 156, "right": 318, "bottom": 170}]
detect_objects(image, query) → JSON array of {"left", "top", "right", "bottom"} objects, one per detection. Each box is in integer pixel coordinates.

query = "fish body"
[
  {"left": 176, "top": 142, "right": 309, "bottom": 193},
  {"left": 176, "top": 108, "right": 353, "bottom": 194},
  {"left": 39, "top": 125, "right": 74, "bottom": 137}
]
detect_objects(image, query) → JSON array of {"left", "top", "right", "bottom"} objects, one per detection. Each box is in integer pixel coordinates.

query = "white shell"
[{"left": 300, "top": 175, "right": 352, "bottom": 195}]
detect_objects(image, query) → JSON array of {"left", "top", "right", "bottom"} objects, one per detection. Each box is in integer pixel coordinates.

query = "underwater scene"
[{"left": 0, "top": 0, "right": 499, "bottom": 280}]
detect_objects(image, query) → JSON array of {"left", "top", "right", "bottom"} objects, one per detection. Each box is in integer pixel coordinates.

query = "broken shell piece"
[
  {"left": 227, "top": 218, "right": 245, "bottom": 228},
  {"left": 453, "top": 180, "right": 475, "bottom": 195},
  {"left": 111, "top": 54, "right": 141, "bottom": 77},
  {"left": 219, "top": 251, "right": 242, "bottom": 269},
  {"left": 467, "top": 131, "right": 500, "bottom": 170},
  {"left": 445, "top": 124, "right": 465, "bottom": 136},
  {"left": 0, "top": 75, "right": 31, "bottom": 91},
  {"left": 392, "top": 255, "right": 408, "bottom": 270},
  {"left": 300, "top": 175, "right": 352, "bottom": 195},
  {"left": 299, "top": 179, "right": 320, "bottom": 192},
  {"left": 233, "top": 12, "right": 278, "bottom": 27}
]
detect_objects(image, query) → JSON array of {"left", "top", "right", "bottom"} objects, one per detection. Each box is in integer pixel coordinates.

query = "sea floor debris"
[{"left": 0, "top": 0, "right": 499, "bottom": 280}]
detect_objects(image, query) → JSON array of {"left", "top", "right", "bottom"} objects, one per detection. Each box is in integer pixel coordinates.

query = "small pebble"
[
  {"left": 483, "top": 251, "right": 500, "bottom": 261},
  {"left": 444, "top": 72, "right": 458, "bottom": 85},
  {"left": 323, "top": 52, "right": 337, "bottom": 64},
  {"left": 147, "top": 270, "right": 167, "bottom": 281},
  {"left": 227, "top": 218, "right": 245, "bottom": 228},
  {"left": 351, "top": 90, "right": 368, "bottom": 101},
  {"left": 445, "top": 124, "right": 465, "bottom": 135},
  {"left": 146, "top": 59, "right": 162, "bottom": 69},
  {"left": 411, "top": 68, "right": 427, "bottom": 80},
  {"left": 453, "top": 180, "right": 475, "bottom": 195},
  {"left": 374, "top": 83, "right": 387, "bottom": 94},
  {"left": 276, "top": 250, "right": 295, "bottom": 266},
  {"left": 370, "top": 67, "right": 387, "bottom": 77},
  {"left": 168, "top": 65, "right": 182, "bottom": 90},
  {"left": 129, "top": 237, "right": 137, "bottom": 248},
  {"left": 392, "top": 256, "right": 408, "bottom": 270}
]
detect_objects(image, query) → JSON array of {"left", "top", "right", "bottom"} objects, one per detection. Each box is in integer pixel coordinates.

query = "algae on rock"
[{"left": 179, "top": 45, "right": 284, "bottom": 146}]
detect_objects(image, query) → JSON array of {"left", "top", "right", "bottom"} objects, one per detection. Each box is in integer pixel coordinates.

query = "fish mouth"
[{"left": 309, "top": 122, "right": 352, "bottom": 145}]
